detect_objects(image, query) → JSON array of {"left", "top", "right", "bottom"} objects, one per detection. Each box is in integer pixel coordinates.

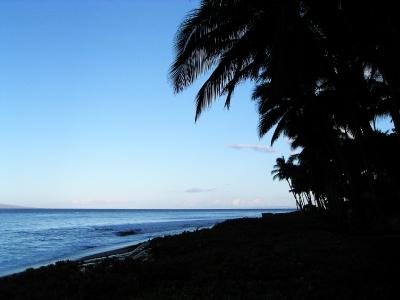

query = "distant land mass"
[{"left": 0, "top": 203, "right": 31, "bottom": 209}]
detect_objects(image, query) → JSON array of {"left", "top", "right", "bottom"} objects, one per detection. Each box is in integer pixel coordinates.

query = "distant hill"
[{"left": 0, "top": 203, "right": 31, "bottom": 209}]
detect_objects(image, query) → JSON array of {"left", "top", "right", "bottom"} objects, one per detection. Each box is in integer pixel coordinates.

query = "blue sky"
[{"left": 3, "top": 0, "right": 388, "bottom": 209}]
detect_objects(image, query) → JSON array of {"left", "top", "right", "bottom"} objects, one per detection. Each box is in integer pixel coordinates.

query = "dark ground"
[{"left": 1, "top": 212, "right": 399, "bottom": 299}]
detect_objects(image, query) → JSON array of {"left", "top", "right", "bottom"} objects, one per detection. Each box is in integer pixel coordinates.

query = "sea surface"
[{"left": 0, "top": 208, "right": 292, "bottom": 276}]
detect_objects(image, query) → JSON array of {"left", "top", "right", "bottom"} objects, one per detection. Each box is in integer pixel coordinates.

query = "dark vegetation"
[
  {"left": 1, "top": 213, "right": 399, "bottom": 299},
  {"left": 170, "top": 0, "right": 400, "bottom": 223}
]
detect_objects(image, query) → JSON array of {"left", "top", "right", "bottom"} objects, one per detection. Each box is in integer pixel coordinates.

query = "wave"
[{"left": 92, "top": 218, "right": 223, "bottom": 239}]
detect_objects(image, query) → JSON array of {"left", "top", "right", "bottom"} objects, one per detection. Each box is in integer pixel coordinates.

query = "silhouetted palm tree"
[
  {"left": 170, "top": 0, "right": 322, "bottom": 121},
  {"left": 271, "top": 156, "right": 302, "bottom": 209},
  {"left": 171, "top": 0, "right": 400, "bottom": 221}
]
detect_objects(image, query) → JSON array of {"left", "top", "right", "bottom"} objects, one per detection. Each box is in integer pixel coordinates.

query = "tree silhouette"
[{"left": 171, "top": 0, "right": 400, "bottom": 222}]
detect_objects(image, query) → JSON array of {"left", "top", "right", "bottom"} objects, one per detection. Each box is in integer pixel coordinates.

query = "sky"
[{"left": 1, "top": 0, "right": 390, "bottom": 209}]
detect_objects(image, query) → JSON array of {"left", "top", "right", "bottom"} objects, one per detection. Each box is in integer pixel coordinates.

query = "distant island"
[{"left": 0, "top": 203, "right": 31, "bottom": 209}]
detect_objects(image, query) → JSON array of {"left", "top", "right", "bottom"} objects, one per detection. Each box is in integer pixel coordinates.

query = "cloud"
[
  {"left": 185, "top": 188, "right": 216, "bottom": 193},
  {"left": 228, "top": 144, "right": 275, "bottom": 153}
]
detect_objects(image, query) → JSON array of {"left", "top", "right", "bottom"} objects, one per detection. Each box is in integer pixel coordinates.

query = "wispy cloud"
[
  {"left": 228, "top": 144, "right": 275, "bottom": 153},
  {"left": 185, "top": 188, "right": 216, "bottom": 193}
]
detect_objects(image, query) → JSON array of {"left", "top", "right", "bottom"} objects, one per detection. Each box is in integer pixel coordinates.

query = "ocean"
[{"left": 0, "top": 208, "right": 292, "bottom": 276}]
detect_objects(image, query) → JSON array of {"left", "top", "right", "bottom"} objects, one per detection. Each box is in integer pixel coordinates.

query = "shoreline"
[
  {"left": 1, "top": 211, "right": 286, "bottom": 278},
  {"left": 0, "top": 240, "right": 149, "bottom": 279},
  {"left": 0, "top": 223, "right": 218, "bottom": 278},
  {"left": 1, "top": 212, "right": 399, "bottom": 299},
  {"left": 1, "top": 209, "right": 287, "bottom": 278}
]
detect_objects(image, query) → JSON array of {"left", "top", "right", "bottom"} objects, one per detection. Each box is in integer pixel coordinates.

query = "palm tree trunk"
[
  {"left": 286, "top": 180, "right": 300, "bottom": 210},
  {"left": 297, "top": 194, "right": 304, "bottom": 210}
]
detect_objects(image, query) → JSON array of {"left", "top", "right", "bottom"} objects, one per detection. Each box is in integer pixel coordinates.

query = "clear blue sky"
[{"left": 4, "top": 0, "right": 387, "bottom": 209}]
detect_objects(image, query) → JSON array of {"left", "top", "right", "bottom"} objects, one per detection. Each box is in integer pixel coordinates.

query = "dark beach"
[{"left": 1, "top": 212, "right": 399, "bottom": 299}]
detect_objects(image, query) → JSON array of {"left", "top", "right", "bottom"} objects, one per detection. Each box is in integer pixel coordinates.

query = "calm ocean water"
[{"left": 0, "top": 209, "right": 292, "bottom": 276}]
